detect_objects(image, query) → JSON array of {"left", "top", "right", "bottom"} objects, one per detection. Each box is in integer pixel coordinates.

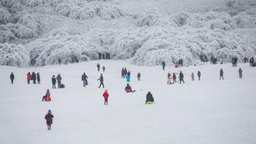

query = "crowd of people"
[{"left": 8, "top": 57, "right": 252, "bottom": 130}]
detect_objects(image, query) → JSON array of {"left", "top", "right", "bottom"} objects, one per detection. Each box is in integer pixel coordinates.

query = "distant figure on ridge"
[{"left": 10, "top": 72, "right": 14, "bottom": 84}]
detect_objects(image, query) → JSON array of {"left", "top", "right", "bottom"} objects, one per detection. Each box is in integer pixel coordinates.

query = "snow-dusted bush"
[
  {"left": 28, "top": 30, "right": 100, "bottom": 66},
  {"left": 0, "top": 7, "right": 13, "bottom": 24},
  {"left": 95, "top": 4, "right": 123, "bottom": 20},
  {"left": 0, "top": 43, "right": 29, "bottom": 67},
  {"left": 0, "top": 25, "right": 17, "bottom": 43}
]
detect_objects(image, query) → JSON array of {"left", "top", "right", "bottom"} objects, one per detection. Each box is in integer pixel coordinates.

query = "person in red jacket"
[
  {"left": 238, "top": 68, "right": 243, "bottom": 79},
  {"left": 172, "top": 73, "right": 176, "bottom": 83},
  {"left": 45, "top": 110, "right": 54, "bottom": 130},
  {"left": 103, "top": 89, "right": 109, "bottom": 105},
  {"left": 27, "top": 72, "right": 31, "bottom": 84}
]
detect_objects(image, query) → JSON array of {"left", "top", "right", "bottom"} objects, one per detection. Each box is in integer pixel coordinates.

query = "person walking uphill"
[
  {"left": 145, "top": 92, "right": 154, "bottom": 104},
  {"left": 10, "top": 72, "right": 14, "bottom": 84},
  {"left": 57, "top": 74, "right": 62, "bottom": 88},
  {"left": 45, "top": 110, "right": 54, "bottom": 130},
  {"left": 238, "top": 68, "right": 243, "bottom": 79},
  {"left": 81, "top": 73, "right": 88, "bottom": 87},
  {"left": 103, "top": 89, "right": 109, "bottom": 105},
  {"left": 219, "top": 69, "right": 224, "bottom": 80},
  {"left": 97, "top": 74, "right": 104, "bottom": 88},
  {"left": 52, "top": 75, "right": 56, "bottom": 89}
]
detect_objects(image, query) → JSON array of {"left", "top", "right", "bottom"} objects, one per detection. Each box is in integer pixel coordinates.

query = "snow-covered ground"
[{"left": 1, "top": 60, "right": 256, "bottom": 144}]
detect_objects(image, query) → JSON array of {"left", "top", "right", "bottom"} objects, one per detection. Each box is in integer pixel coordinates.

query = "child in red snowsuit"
[{"left": 103, "top": 89, "right": 109, "bottom": 105}]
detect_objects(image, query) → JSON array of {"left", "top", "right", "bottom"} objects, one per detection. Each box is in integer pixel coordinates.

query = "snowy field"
[{"left": 1, "top": 60, "right": 256, "bottom": 144}]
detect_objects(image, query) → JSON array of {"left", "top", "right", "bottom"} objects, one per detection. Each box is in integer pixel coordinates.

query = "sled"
[{"left": 147, "top": 101, "right": 153, "bottom": 104}]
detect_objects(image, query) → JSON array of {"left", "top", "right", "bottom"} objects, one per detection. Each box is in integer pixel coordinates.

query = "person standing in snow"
[
  {"left": 27, "top": 72, "right": 31, "bottom": 84},
  {"left": 31, "top": 72, "right": 36, "bottom": 84},
  {"left": 145, "top": 92, "right": 154, "bottom": 104},
  {"left": 127, "top": 71, "right": 131, "bottom": 77},
  {"left": 167, "top": 72, "right": 171, "bottom": 84},
  {"left": 191, "top": 72, "right": 195, "bottom": 81},
  {"left": 137, "top": 73, "right": 141, "bottom": 81},
  {"left": 172, "top": 73, "right": 176, "bottom": 83},
  {"left": 121, "top": 68, "right": 125, "bottom": 78},
  {"left": 162, "top": 61, "right": 166, "bottom": 70},
  {"left": 124, "top": 68, "right": 127, "bottom": 76},
  {"left": 10, "top": 72, "right": 14, "bottom": 84},
  {"left": 37, "top": 73, "right": 41, "bottom": 84},
  {"left": 58, "top": 58, "right": 61, "bottom": 65},
  {"left": 103, "top": 89, "right": 109, "bottom": 105},
  {"left": 97, "top": 63, "right": 100, "bottom": 71},
  {"left": 219, "top": 69, "right": 224, "bottom": 80},
  {"left": 45, "top": 110, "right": 54, "bottom": 130},
  {"left": 56, "top": 74, "right": 62, "bottom": 88},
  {"left": 238, "top": 68, "right": 243, "bottom": 79},
  {"left": 81, "top": 73, "right": 88, "bottom": 87},
  {"left": 126, "top": 75, "right": 130, "bottom": 82},
  {"left": 179, "top": 71, "right": 185, "bottom": 84},
  {"left": 97, "top": 73, "right": 104, "bottom": 88},
  {"left": 52, "top": 75, "right": 56, "bottom": 89},
  {"left": 197, "top": 71, "right": 201, "bottom": 81},
  {"left": 102, "top": 66, "right": 106, "bottom": 72}
]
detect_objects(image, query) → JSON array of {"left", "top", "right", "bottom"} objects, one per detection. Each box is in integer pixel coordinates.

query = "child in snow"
[
  {"left": 238, "top": 68, "right": 243, "bottom": 79},
  {"left": 191, "top": 72, "right": 195, "bottom": 81},
  {"left": 167, "top": 72, "right": 171, "bottom": 84},
  {"left": 126, "top": 75, "right": 130, "bottom": 82},
  {"left": 145, "top": 92, "right": 154, "bottom": 104},
  {"left": 103, "top": 89, "right": 109, "bottom": 105},
  {"left": 172, "top": 73, "right": 176, "bottom": 83},
  {"left": 179, "top": 71, "right": 185, "bottom": 84},
  {"left": 45, "top": 110, "right": 54, "bottom": 130},
  {"left": 125, "top": 84, "right": 135, "bottom": 92},
  {"left": 42, "top": 89, "right": 51, "bottom": 101},
  {"left": 137, "top": 73, "right": 141, "bottom": 81},
  {"left": 52, "top": 75, "right": 56, "bottom": 89},
  {"left": 197, "top": 71, "right": 201, "bottom": 81}
]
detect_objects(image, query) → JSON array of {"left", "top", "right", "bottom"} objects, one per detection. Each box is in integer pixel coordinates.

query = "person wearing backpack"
[{"left": 45, "top": 110, "right": 54, "bottom": 130}]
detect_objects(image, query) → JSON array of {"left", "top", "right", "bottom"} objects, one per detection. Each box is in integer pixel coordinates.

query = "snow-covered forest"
[{"left": 1, "top": 0, "right": 256, "bottom": 67}]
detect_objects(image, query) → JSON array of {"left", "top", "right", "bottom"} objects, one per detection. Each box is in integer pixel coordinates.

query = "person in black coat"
[
  {"left": 37, "top": 73, "right": 41, "bottom": 84},
  {"left": 145, "top": 92, "right": 154, "bottom": 104},
  {"left": 137, "top": 73, "right": 141, "bottom": 81},
  {"left": 81, "top": 73, "right": 88, "bottom": 87},
  {"left": 97, "top": 63, "right": 100, "bottom": 71},
  {"left": 10, "top": 72, "right": 14, "bottom": 84},
  {"left": 197, "top": 71, "right": 201, "bottom": 81},
  {"left": 97, "top": 74, "right": 104, "bottom": 88},
  {"left": 125, "top": 84, "right": 135, "bottom": 92},
  {"left": 52, "top": 75, "right": 56, "bottom": 89},
  {"left": 220, "top": 69, "right": 224, "bottom": 80},
  {"left": 179, "top": 71, "right": 185, "bottom": 84},
  {"left": 31, "top": 72, "right": 36, "bottom": 84}
]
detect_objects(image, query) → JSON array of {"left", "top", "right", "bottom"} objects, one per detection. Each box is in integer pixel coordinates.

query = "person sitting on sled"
[
  {"left": 125, "top": 83, "right": 135, "bottom": 93},
  {"left": 42, "top": 89, "right": 51, "bottom": 101},
  {"left": 145, "top": 91, "right": 154, "bottom": 104}
]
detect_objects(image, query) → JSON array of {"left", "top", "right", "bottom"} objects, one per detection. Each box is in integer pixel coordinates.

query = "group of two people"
[{"left": 52, "top": 74, "right": 64, "bottom": 89}]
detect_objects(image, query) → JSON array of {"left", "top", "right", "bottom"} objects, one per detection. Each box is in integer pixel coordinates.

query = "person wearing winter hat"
[
  {"left": 145, "top": 92, "right": 154, "bottom": 104},
  {"left": 42, "top": 89, "right": 51, "bottom": 101},
  {"left": 103, "top": 89, "right": 109, "bottom": 105},
  {"left": 45, "top": 110, "right": 54, "bottom": 130}
]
